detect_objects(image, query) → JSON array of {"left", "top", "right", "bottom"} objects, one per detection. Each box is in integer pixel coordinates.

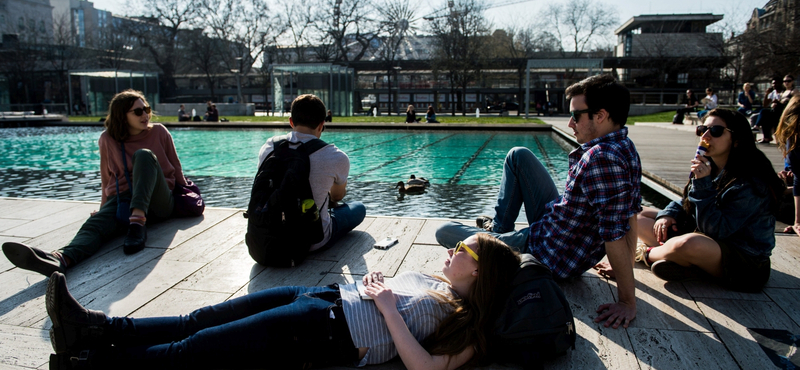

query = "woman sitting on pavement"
[
  {"left": 405, "top": 104, "right": 420, "bottom": 123},
  {"left": 46, "top": 233, "right": 520, "bottom": 369},
  {"left": 737, "top": 82, "right": 756, "bottom": 117},
  {"left": 426, "top": 105, "right": 439, "bottom": 123},
  {"left": 775, "top": 96, "right": 800, "bottom": 235},
  {"left": 635, "top": 109, "right": 784, "bottom": 292},
  {"left": 2, "top": 89, "right": 188, "bottom": 275}
]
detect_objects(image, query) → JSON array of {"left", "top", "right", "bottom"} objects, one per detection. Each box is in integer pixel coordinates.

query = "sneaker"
[
  {"left": 47, "top": 272, "right": 108, "bottom": 354},
  {"left": 634, "top": 242, "right": 651, "bottom": 267},
  {"left": 650, "top": 260, "right": 705, "bottom": 282},
  {"left": 2, "top": 242, "right": 65, "bottom": 276},
  {"left": 122, "top": 223, "right": 146, "bottom": 255},
  {"left": 475, "top": 216, "right": 494, "bottom": 232}
]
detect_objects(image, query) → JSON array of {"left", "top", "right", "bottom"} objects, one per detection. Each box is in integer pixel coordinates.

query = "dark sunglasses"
[
  {"left": 696, "top": 125, "right": 733, "bottom": 137},
  {"left": 570, "top": 108, "right": 592, "bottom": 121},
  {"left": 128, "top": 106, "right": 152, "bottom": 116},
  {"left": 785, "top": 80, "right": 794, "bottom": 83}
]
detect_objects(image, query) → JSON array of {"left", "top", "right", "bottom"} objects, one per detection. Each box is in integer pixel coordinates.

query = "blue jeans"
[
  {"left": 316, "top": 201, "right": 366, "bottom": 252},
  {"left": 435, "top": 147, "right": 559, "bottom": 251},
  {"left": 98, "top": 285, "right": 357, "bottom": 369}
]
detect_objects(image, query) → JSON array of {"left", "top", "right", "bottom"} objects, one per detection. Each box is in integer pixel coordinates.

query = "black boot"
[
  {"left": 46, "top": 272, "right": 108, "bottom": 354},
  {"left": 49, "top": 351, "right": 93, "bottom": 370},
  {"left": 2, "top": 242, "right": 65, "bottom": 276},
  {"left": 123, "top": 223, "right": 147, "bottom": 255}
]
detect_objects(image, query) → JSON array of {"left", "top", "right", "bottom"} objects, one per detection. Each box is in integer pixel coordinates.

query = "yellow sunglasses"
[{"left": 455, "top": 241, "right": 479, "bottom": 262}]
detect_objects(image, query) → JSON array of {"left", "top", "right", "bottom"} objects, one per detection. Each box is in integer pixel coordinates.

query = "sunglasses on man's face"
[
  {"left": 569, "top": 108, "right": 591, "bottom": 122},
  {"left": 696, "top": 125, "right": 733, "bottom": 137},
  {"left": 128, "top": 106, "right": 152, "bottom": 116},
  {"left": 454, "top": 241, "right": 479, "bottom": 262}
]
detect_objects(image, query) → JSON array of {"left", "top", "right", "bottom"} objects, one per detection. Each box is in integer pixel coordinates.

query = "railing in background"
[{"left": 0, "top": 104, "right": 70, "bottom": 115}]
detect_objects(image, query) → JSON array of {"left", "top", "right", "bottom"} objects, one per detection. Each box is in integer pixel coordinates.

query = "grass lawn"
[
  {"left": 69, "top": 115, "right": 546, "bottom": 124},
  {"left": 627, "top": 111, "right": 676, "bottom": 124}
]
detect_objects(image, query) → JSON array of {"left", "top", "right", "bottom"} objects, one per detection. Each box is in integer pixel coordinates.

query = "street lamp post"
[
  {"left": 233, "top": 56, "right": 244, "bottom": 104},
  {"left": 392, "top": 66, "right": 401, "bottom": 115}
]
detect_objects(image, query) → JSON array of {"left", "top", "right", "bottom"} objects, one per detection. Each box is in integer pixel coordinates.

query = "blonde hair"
[{"left": 776, "top": 95, "right": 800, "bottom": 158}]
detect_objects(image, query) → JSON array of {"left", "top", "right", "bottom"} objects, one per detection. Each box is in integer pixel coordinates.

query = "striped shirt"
[
  {"left": 340, "top": 271, "right": 455, "bottom": 366},
  {"left": 528, "top": 127, "right": 642, "bottom": 278}
]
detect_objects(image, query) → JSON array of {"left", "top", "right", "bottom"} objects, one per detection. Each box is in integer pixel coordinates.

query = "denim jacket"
[{"left": 657, "top": 173, "right": 775, "bottom": 260}]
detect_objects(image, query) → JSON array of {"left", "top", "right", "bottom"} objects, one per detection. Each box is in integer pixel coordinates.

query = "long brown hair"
[
  {"left": 684, "top": 109, "right": 784, "bottom": 215},
  {"left": 776, "top": 95, "right": 800, "bottom": 158},
  {"left": 104, "top": 90, "right": 152, "bottom": 142},
  {"left": 425, "top": 234, "right": 520, "bottom": 367}
]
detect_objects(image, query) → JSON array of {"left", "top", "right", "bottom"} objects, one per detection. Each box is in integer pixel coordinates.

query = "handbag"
[
  {"left": 173, "top": 179, "right": 205, "bottom": 217},
  {"left": 114, "top": 142, "right": 132, "bottom": 224}
]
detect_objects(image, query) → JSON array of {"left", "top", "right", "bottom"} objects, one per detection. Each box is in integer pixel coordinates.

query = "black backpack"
[
  {"left": 490, "top": 253, "right": 576, "bottom": 369},
  {"left": 244, "top": 135, "right": 328, "bottom": 267}
]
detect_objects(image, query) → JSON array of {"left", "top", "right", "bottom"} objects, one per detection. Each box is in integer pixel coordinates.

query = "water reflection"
[{"left": 0, "top": 168, "right": 669, "bottom": 221}]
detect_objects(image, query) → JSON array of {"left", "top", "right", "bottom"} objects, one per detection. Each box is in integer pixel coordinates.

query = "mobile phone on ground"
[{"left": 373, "top": 237, "right": 398, "bottom": 249}]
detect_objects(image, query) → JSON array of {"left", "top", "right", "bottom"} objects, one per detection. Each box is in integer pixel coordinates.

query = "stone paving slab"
[
  {"left": 1, "top": 119, "right": 799, "bottom": 369},
  {"left": 1, "top": 197, "right": 798, "bottom": 369}
]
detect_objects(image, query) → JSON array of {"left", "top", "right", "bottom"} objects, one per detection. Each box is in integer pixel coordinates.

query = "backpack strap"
[{"left": 297, "top": 138, "right": 329, "bottom": 155}]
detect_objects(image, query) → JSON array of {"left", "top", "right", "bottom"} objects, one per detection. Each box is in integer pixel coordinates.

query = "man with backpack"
[
  {"left": 247, "top": 94, "right": 365, "bottom": 266},
  {"left": 436, "top": 74, "right": 641, "bottom": 330}
]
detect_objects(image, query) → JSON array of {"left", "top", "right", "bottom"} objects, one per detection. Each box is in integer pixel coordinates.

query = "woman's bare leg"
[
  {"left": 648, "top": 233, "right": 723, "bottom": 277},
  {"left": 637, "top": 206, "right": 660, "bottom": 247}
]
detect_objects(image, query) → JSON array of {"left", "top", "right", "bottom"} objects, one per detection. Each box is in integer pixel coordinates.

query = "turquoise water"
[{"left": 0, "top": 126, "right": 580, "bottom": 219}]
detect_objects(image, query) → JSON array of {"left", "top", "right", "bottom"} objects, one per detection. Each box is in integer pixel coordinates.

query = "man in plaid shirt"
[{"left": 436, "top": 74, "right": 642, "bottom": 329}]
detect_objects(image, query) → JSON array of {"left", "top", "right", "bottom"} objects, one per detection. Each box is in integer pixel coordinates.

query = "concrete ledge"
[{"left": 54, "top": 121, "right": 553, "bottom": 131}]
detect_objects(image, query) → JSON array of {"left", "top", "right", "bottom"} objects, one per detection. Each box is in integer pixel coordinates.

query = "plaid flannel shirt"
[{"left": 528, "top": 127, "right": 642, "bottom": 278}]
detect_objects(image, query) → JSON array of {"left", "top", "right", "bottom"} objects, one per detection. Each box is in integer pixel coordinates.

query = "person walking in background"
[
  {"left": 45, "top": 234, "right": 521, "bottom": 370},
  {"left": 697, "top": 87, "right": 718, "bottom": 119},
  {"left": 635, "top": 109, "right": 784, "bottom": 292},
  {"left": 673, "top": 89, "right": 700, "bottom": 124},
  {"left": 405, "top": 105, "right": 420, "bottom": 123},
  {"left": 3, "top": 90, "right": 189, "bottom": 275},
  {"left": 738, "top": 83, "right": 757, "bottom": 116},
  {"left": 425, "top": 106, "right": 439, "bottom": 123},
  {"left": 756, "top": 75, "right": 798, "bottom": 144},
  {"left": 325, "top": 109, "right": 333, "bottom": 122}
]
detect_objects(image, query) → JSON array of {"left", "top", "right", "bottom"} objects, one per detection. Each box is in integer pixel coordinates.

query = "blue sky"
[{"left": 90, "top": 0, "right": 768, "bottom": 36}]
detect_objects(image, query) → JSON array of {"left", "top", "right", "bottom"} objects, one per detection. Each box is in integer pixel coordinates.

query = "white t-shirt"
[
  {"left": 768, "top": 90, "right": 781, "bottom": 101},
  {"left": 704, "top": 94, "right": 718, "bottom": 110},
  {"left": 257, "top": 131, "right": 350, "bottom": 250}
]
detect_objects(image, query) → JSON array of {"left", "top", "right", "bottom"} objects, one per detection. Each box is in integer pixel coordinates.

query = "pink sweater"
[{"left": 98, "top": 123, "right": 186, "bottom": 205}]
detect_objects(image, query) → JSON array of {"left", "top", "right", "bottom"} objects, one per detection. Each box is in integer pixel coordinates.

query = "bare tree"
[
  {"left": 543, "top": 0, "right": 617, "bottom": 57},
  {"left": 0, "top": 36, "right": 40, "bottom": 105},
  {"left": 276, "top": 0, "right": 315, "bottom": 63},
  {"left": 201, "top": 0, "right": 280, "bottom": 104},
  {"left": 375, "top": 0, "right": 418, "bottom": 115},
  {"left": 428, "top": 0, "right": 489, "bottom": 115},
  {"left": 491, "top": 25, "right": 559, "bottom": 115},
  {"left": 43, "top": 12, "right": 91, "bottom": 105},
  {"left": 311, "top": 0, "right": 380, "bottom": 62},
  {"left": 182, "top": 29, "right": 224, "bottom": 101},
  {"left": 132, "top": 0, "right": 200, "bottom": 97}
]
